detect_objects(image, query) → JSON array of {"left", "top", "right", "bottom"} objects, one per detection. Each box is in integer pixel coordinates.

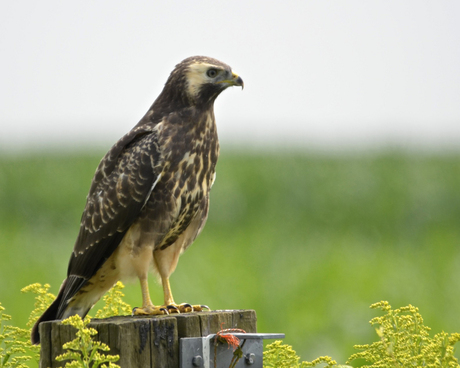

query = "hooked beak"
[
  {"left": 231, "top": 72, "right": 244, "bottom": 89},
  {"left": 218, "top": 72, "right": 244, "bottom": 90}
]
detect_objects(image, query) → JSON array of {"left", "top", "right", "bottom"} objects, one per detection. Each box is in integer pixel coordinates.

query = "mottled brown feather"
[{"left": 69, "top": 126, "right": 162, "bottom": 279}]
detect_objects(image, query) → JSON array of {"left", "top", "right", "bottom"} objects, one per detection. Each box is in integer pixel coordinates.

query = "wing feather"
[{"left": 67, "top": 125, "right": 162, "bottom": 281}]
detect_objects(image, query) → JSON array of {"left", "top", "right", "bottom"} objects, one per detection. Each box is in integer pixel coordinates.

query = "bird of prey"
[{"left": 31, "top": 56, "right": 243, "bottom": 344}]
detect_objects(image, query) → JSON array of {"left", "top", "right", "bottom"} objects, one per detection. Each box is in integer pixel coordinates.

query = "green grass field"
[{"left": 1, "top": 148, "right": 460, "bottom": 364}]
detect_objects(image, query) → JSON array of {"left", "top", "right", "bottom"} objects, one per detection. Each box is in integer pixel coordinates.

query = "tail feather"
[
  {"left": 31, "top": 280, "right": 66, "bottom": 345},
  {"left": 31, "top": 276, "right": 89, "bottom": 345},
  {"left": 56, "top": 275, "right": 88, "bottom": 318}
]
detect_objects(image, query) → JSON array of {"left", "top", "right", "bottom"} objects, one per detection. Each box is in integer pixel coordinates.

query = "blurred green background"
[{"left": 1, "top": 147, "right": 460, "bottom": 364}]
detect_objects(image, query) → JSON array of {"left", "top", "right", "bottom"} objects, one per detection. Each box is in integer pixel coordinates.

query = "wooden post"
[{"left": 39, "top": 310, "right": 257, "bottom": 368}]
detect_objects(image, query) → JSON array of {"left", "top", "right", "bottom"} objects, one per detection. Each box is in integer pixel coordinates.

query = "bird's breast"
[{"left": 139, "top": 114, "right": 219, "bottom": 250}]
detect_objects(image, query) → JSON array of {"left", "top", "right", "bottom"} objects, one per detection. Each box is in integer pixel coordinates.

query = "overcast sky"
[{"left": 1, "top": 0, "right": 459, "bottom": 151}]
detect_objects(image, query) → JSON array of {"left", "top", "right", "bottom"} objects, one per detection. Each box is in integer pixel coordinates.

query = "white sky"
[{"left": 1, "top": 0, "right": 460, "bottom": 151}]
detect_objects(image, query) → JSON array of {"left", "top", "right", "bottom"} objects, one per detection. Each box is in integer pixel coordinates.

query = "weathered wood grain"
[{"left": 39, "top": 309, "right": 256, "bottom": 368}]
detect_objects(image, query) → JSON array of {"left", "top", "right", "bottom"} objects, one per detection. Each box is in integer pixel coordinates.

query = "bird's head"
[
  {"left": 158, "top": 56, "right": 243, "bottom": 108},
  {"left": 182, "top": 56, "right": 244, "bottom": 103}
]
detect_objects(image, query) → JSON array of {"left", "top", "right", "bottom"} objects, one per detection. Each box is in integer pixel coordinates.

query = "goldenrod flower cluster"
[
  {"left": 0, "top": 303, "right": 30, "bottom": 368},
  {"left": 56, "top": 315, "right": 119, "bottom": 368},
  {"left": 263, "top": 339, "right": 342, "bottom": 368},
  {"left": 348, "top": 301, "right": 460, "bottom": 367},
  {"left": 94, "top": 281, "right": 132, "bottom": 319}
]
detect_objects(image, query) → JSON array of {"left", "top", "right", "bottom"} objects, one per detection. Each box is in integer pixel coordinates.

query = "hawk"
[{"left": 31, "top": 56, "right": 243, "bottom": 344}]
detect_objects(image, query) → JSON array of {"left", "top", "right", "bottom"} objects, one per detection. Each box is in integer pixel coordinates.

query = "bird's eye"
[{"left": 207, "top": 69, "right": 218, "bottom": 78}]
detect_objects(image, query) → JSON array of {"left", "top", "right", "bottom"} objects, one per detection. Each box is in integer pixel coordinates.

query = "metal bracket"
[{"left": 180, "top": 333, "right": 285, "bottom": 368}]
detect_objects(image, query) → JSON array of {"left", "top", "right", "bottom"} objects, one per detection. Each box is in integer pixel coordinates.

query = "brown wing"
[{"left": 57, "top": 125, "right": 162, "bottom": 315}]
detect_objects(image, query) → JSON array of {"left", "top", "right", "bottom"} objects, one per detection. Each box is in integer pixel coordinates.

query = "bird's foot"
[
  {"left": 166, "top": 303, "right": 210, "bottom": 314},
  {"left": 132, "top": 305, "right": 169, "bottom": 316},
  {"left": 132, "top": 303, "right": 210, "bottom": 316}
]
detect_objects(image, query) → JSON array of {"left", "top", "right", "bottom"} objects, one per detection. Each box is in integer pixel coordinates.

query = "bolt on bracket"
[{"left": 180, "top": 333, "right": 285, "bottom": 368}]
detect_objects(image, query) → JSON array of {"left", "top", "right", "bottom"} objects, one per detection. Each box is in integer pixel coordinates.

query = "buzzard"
[{"left": 31, "top": 56, "right": 243, "bottom": 344}]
